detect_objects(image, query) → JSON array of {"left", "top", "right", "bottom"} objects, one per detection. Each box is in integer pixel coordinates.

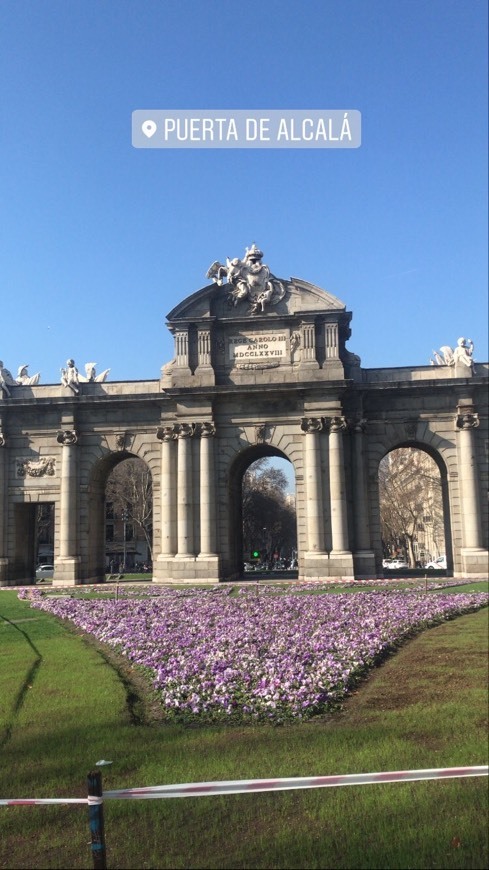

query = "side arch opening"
[
  {"left": 86, "top": 451, "right": 153, "bottom": 581},
  {"left": 378, "top": 444, "right": 452, "bottom": 573}
]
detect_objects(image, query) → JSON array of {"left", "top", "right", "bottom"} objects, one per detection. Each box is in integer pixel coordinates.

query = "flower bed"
[{"left": 22, "top": 587, "right": 488, "bottom": 724}]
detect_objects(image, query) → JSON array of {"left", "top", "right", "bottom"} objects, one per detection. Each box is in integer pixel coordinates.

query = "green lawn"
[{"left": 0, "top": 589, "right": 487, "bottom": 869}]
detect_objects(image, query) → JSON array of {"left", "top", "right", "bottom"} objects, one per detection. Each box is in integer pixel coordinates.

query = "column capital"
[
  {"left": 329, "top": 416, "right": 348, "bottom": 434},
  {"left": 199, "top": 421, "right": 216, "bottom": 438},
  {"left": 156, "top": 424, "right": 178, "bottom": 442},
  {"left": 177, "top": 422, "right": 196, "bottom": 439},
  {"left": 56, "top": 429, "right": 78, "bottom": 446},
  {"left": 300, "top": 416, "right": 323, "bottom": 434},
  {"left": 349, "top": 418, "right": 367, "bottom": 434},
  {"left": 456, "top": 411, "right": 479, "bottom": 430}
]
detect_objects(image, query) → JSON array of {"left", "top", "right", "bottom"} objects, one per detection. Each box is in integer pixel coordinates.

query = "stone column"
[
  {"left": 176, "top": 423, "right": 194, "bottom": 556},
  {"left": 198, "top": 422, "right": 217, "bottom": 556},
  {"left": 301, "top": 417, "right": 325, "bottom": 553},
  {"left": 329, "top": 417, "right": 349, "bottom": 552},
  {"left": 0, "top": 427, "right": 7, "bottom": 584},
  {"left": 54, "top": 428, "right": 80, "bottom": 585},
  {"left": 157, "top": 425, "right": 177, "bottom": 556},
  {"left": 350, "top": 420, "right": 376, "bottom": 575},
  {"left": 456, "top": 409, "right": 486, "bottom": 572}
]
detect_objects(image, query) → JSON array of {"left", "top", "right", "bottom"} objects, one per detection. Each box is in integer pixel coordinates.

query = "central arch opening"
[{"left": 230, "top": 446, "right": 297, "bottom": 578}]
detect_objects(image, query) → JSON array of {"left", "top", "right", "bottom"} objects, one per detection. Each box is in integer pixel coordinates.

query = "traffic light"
[{"left": 251, "top": 549, "right": 260, "bottom": 560}]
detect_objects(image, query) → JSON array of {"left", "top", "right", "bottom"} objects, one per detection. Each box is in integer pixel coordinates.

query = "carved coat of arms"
[{"left": 206, "top": 244, "right": 286, "bottom": 315}]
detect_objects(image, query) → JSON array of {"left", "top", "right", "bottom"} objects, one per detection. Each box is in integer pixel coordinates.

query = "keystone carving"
[{"left": 115, "top": 433, "right": 126, "bottom": 451}]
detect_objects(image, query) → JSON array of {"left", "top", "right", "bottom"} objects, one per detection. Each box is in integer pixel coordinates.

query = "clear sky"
[{"left": 1, "top": 0, "right": 487, "bottom": 384}]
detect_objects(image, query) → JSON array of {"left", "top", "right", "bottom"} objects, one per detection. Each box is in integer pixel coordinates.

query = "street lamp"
[{"left": 122, "top": 508, "right": 129, "bottom": 571}]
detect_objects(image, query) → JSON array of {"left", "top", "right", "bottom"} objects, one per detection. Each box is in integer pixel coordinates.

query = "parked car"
[
  {"left": 35, "top": 564, "right": 54, "bottom": 580},
  {"left": 384, "top": 558, "right": 409, "bottom": 570},
  {"left": 425, "top": 555, "right": 447, "bottom": 570}
]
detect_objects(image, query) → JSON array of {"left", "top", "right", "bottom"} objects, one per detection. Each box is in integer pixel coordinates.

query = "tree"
[
  {"left": 242, "top": 459, "right": 297, "bottom": 562},
  {"left": 106, "top": 459, "right": 153, "bottom": 561},
  {"left": 379, "top": 448, "right": 445, "bottom": 567}
]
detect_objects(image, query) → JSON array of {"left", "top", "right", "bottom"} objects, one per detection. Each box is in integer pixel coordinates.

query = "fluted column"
[
  {"left": 199, "top": 422, "right": 217, "bottom": 555},
  {"left": 299, "top": 322, "right": 319, "bottom": 369},
  {"left": 57, "top": 429, "right": 78, "bottom": 559},
  {"left": 176, "top": 423, "right": 194, "bottom": 556},
  {"left": 197, "top": 329, "right": 212, "bottom": 368},
  {"left": 456, "top": 409, "right": 483, "bottom": 549},
  {"left": 301, "top": 417, "right": 325, "bottom": 553},
  {"left": 329, "top": 417, "right": 349, "bottom": 553},
  {"left": 156, "top": 425, "right": 177, "bottom": 556}
]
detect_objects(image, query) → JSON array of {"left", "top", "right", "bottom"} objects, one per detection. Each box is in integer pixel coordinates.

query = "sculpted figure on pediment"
[
  {"left": 16, "top": 365, "right": 41, "bottom": 385},
  {"left": 430, "top": 338, "right": 474, "bottom": 370},
  {"left": 77, "top": 362, "right": 110, "bottom": 383},
  {"left": 206, "top": 244, "right": 286, "bottom": 314}
]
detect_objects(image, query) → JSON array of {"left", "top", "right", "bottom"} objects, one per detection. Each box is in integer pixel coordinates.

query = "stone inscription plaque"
[{"left": 228, "top": 333, "right": 287, "bottom": 362}]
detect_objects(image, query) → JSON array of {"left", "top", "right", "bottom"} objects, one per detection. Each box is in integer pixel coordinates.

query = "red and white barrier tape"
[
  {"left": 0, "top": 798, "right": 88, "bottom": 807},
  {"left": 2, "top": 766, "right": 487, "bottom": 806}
]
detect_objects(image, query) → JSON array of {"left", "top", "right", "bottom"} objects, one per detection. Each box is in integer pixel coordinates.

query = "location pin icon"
[{"left": 142, "top": 120, "right": 157, "bottom": 138}]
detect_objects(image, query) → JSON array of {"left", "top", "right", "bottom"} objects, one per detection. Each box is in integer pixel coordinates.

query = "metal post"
[
  {"left": 87, "top": 770, "right": 107, "bottom": 869},
  {"left": 122, "top": 508, "right": 128, "bottom": 571}
]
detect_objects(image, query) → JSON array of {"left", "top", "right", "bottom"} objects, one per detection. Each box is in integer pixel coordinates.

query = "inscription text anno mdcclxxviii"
[{"left": 229, "top": 334, "right": 287, "bottom": 361}]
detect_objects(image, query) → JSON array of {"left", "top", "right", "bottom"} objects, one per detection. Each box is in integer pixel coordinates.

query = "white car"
[
  {"left": 35, "top": 564, "right": 54, "bottom": 580},
  {"left": 384, "top": 558, "right": 409, "bottom": 570},
  {"left": 425, "top": 556, "right": 447, "bottom": 570}
]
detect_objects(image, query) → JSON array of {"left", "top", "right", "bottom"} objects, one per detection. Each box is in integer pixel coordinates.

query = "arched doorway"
[
  {"left": 228, "top": 446, "right": 297, "bottom": 578},
  {"left": 86, "top": 452, "right": 153, "bottom": 581},
  {"left": 378, "top": 445, "right": 452, "bottom": 573}
]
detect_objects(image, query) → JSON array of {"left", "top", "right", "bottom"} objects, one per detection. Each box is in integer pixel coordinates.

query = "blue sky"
[{"left": 1, "top": 0, "right": 487, "bottom": 384}]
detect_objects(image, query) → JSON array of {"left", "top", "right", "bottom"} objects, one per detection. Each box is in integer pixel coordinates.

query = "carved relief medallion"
[{"left": 17, "top": 457, "right": 56, "bottom": 477}]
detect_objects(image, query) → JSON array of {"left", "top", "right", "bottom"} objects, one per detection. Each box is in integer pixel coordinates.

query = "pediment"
[{"left": 166, "top": 277, "right": 346, "bottom": 324}]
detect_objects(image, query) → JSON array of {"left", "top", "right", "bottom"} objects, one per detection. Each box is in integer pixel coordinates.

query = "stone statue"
[
  {"left": 206, "top": 244, "right": 286, "bottom": 314},
  {"left": 16, "top": 365, "right": 41, "bottom": 385},
  {"left": 430, "top": 338, "right": 474, "bottom": 369},
  {"left": 452, "top": 337, "right": 474, "bottom": 369},
  {"left": 60, "top": 359, "right": 80, "bottom": 394},
  {"left": 77, "top": 362, "right": 110, "bottom": 383},
  {"left": 0, "top": 361, "right": 16, "bottom": 397}
]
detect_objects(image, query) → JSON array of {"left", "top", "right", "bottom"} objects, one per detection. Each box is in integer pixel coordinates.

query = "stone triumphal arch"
[{"left": 1, "top": 245, "right": 487, "bottom": 584}]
